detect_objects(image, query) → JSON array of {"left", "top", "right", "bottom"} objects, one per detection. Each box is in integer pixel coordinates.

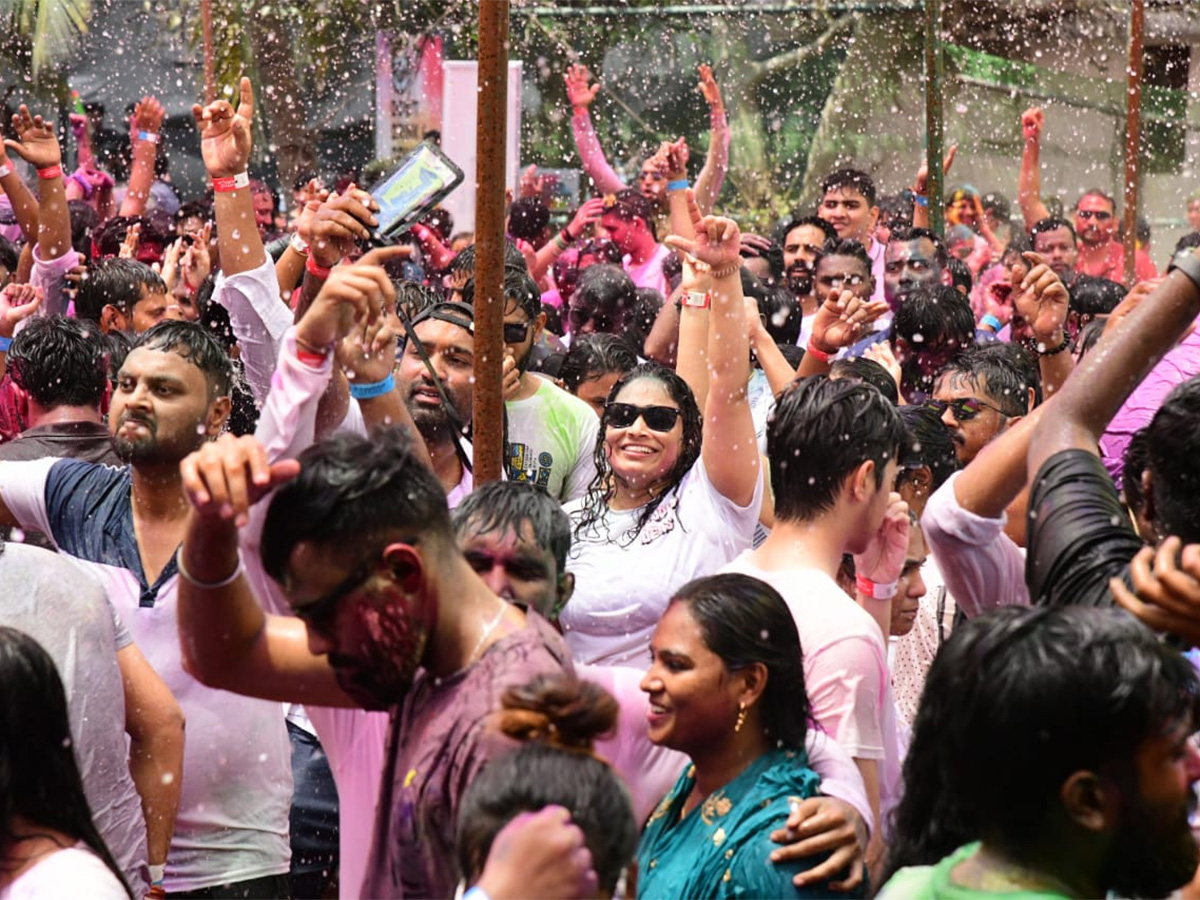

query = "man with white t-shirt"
[
  {"left": 471, "top": 268, "right": 598, "bottom": 501},
  {"left": 722, "top": 375, "right": 908, "bottom": 882}
]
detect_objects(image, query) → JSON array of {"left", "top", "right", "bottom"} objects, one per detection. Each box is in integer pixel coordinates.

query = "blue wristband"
[
  {"left": 138, "top": 130, "right": 160, "bottom": 144},
  {"left": 980, "top": 314, "right": 1002, "bottom": 332},
  {"left": 463, "top": 888, "right": 491, "bottom": 900},
  {"left": 0, "top": 335, "right": 13, "bottom": 352},
  {"left": 349, "top": 372, "right": 395, "bottom": 400},
  {"left": 913, "top": 193, "right": 929, "bottom": 207},
  {"left": 667, "top": 179, "right": 689, "bottom": 192}
]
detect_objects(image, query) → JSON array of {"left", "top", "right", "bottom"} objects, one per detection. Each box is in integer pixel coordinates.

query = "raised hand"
[
  {"left": 180, "top": 223, "right": 213, "bottom": 291},
  {"left": 981, "top": 282, "right": 1014, "bottom": 328},
  {"left": 564, "top": 64, "right": 600, "bottom": 110},
  {"left": 68, "top": 112, "right": 89, "bottom": 140},
  {"left": 1021, "top": 106, "right": 1044, "bottom": 143},
  {"left": 310, "top": 184, "right": 380, "bottom": 268},
  {"left": 118, "top": 222, "right": 142, "bottom": 260},
  {"left": 160, "top": 237, "right": 185, "bottom": 289},
  {"left": 6, "top": 105, "right": 62, "bottom": 171},
  {"left": 0, "top": 283, "right": 43, "bottom": 338},
  {"left": 130, "top": 95, "right": 166, "bottom": 138},
  {"left": 180, "top": 433, "right": 301, "bottom": 527},
  {"left": 1111, "top": 537, "right": 1200, "bottom": 646},
  {"left": 337, "top": 309, "right": 398, "bottom": 386},
  {"left": 518, "top": 164, "right": 544, "bottom": 199},
  {"left": 913, "top": 143, "right": 956, "bottom": 198},
  {"left": 296, "top": 245, "right": 407, "bottom": 351},
  {"left": 1011, "top": 251, "right": 1069, "bottom": 346},
  {"left": 663, "top": 189, "right": 740, "bottom": 272},
  {"left": 853, "top": 493, "right": 909, "bottom": 584},
  {"left": 698, "top": 64, "right": 724, "bottom": 111},
  {"left": 810, "top": 290, "right": 890, "bottom": 354},
  {"left": 565, "top": 196, "right": 605, "bottom": 242},
  {"left": 192, "top": 77, "right": 254, "bottom": 178},
  {"left": 664, "top": 137, "right": 689, "bottom": 181}
]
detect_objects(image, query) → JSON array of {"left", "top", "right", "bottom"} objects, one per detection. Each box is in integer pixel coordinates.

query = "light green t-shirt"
[
  {"left": 505, "top": 376, "right": 599, "bottom": 501},
  {"left": 879, "top": 844, "right": 1072, "bottom": 900}
]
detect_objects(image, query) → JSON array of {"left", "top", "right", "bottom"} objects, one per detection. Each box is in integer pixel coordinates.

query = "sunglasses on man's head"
[
  {"left": 605, "top": 402, "right": 681, "bottom": 432},
  {"left": 923, "top": 396, "right": 1007, "bottom": 422},
  {"left": 503, "top": 322, "right": 530, "bottom": 343}
]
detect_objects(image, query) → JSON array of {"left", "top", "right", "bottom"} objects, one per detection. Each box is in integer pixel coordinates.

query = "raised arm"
[
  {"left": 796, "top": 291, "right": 890, "bottom": 378},
  {"left": 911, "top": 144, "right": 956, "bottom": 231},
  {"left": 691, "top": 65, "right": 730, "bottom": 216},
  {"left": 565, "top": 64, "right": 626, "bottom": 195},
  {"left": 1017, "top": 107, "right": 1050, "bottom": 231},
  {"left": 119, "top": 96, "right": 165, "bottom": 217},
  {"left": 1027, "top": 247, "right": 1200, "bottom": 479},
  {"left": 117, "top": 640, "right": 184, "bottom": 877},
  {"left": 176, "top": 434, "right": 358, "bottom": 707},
  {"left": 530, "top": 196, "right": 604, "bottom": 285},
  {"left": 667, "top": 191, "right": 758, "bottom": 506},
  {"left": 1011, "top": 251, "right": 1073, "bottom": 398},
  {"left": 6, "top": 104, "right": 71, "bottom": 262},
  {"left": 0, "top": 141, "right": 39, "bottom": 245}
]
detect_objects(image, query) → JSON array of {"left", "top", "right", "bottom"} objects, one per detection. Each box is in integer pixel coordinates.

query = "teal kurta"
[{"left": 637, "top": 747, "right": 853, "bottom": 899}]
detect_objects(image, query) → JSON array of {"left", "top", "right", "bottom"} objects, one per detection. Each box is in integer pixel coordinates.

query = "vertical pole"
[
  {"left": 1123, "top": 0, "right": 1144, "bottom": 288},
  {"left": 202, "top": 0, "right": 215, "bottom": 103},
  {"left": 472, "top": 0, "right": 510, "bottom": 485},
  {"left": 923, "top": 0, "right": 945, "bottom": 238}
]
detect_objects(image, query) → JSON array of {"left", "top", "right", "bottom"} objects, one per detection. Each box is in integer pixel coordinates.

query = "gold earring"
[{"left": 734, "top": 702, "right": 747, "bottom": 734}]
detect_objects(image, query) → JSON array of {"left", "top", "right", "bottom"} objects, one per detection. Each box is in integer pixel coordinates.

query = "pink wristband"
[
  {"left": 36, "top": 164, "right": 62, "bottom": 180},
  {"left": 805, "top": 339, "right": 833, "bottom": 364},
  {"left": 856, "top": 575, "right": 898, "bottom": 600},
  {"left": 212, "top": 172, "right": 250, "bottom": 193},
  {"left": 305, "top": 255, "right": 332, "bottom": 279}
]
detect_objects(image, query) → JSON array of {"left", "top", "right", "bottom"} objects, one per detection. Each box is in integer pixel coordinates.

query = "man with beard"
[
  {"left": 0, "top": 319, "right": 295, "bottom": 897},
  {"left": 1018, "top": 107, "right": 1156, "bottom": 284},
  {"left": 1030, "top": 217, "right": 1079, "bottom": 286},
  {"left": 881, "top": 606, "right": 1200, "bottom": 900},
  {"left": 173, "top": 425, "right": 573, "bottom": 899},
  {"left": 468, "top": 267, "right": 598, "bottom": 500},
  {"left": 777, "top": 215, "right": 836, "bottom": 346}
]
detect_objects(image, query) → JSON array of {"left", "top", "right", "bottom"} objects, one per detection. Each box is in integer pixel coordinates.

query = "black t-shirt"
[{"left": 1026, "top": 449, "right": 1145, "bottom": 608}]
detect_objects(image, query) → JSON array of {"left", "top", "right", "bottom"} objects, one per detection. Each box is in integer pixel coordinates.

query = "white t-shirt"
[
  {"left": 625, "top": 243, "right": 672, "bottom": 295},
  {"left": 506, "top": 377, "right": 599, "bottom": 501},
  {"left": 0, "top": 845, "right": 128, "bottom": 900},
  {"left": 560, "top": 458, "right": 763, "bottom": 666},
  {"left": 719, "top": 557, "right": 890, "bottom": 763},
  {"left": 0, "top": 458, "right": 293, "bottom": 894}
]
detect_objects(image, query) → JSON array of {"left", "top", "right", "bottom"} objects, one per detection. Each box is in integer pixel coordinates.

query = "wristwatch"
[{"left": 1168, "top": 250, "right": 1200, "bottom": 295}]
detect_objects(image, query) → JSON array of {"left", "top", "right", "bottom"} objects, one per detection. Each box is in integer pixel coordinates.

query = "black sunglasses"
[
  {"left": 605, "top": 402, "right": 681, "bottom": 432},
  {"left": 1076, "top": 210, "right": 1112, "bottom": 221},
  {"left": 924, "top": 397, "right": 1007, "bottom": 422},
  {"left": 503, "top": 322, "right": 530, "bottom": 343}
]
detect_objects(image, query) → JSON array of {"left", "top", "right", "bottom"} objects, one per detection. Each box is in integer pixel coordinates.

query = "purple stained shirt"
[
  {"left": 361, "top": 613, "right": 574, "bottom": 899},
  {"left": 1099, "top": 317, "right": 1200, "bottom": 489}
]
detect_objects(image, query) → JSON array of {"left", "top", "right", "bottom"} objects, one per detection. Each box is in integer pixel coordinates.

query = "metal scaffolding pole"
[
  {"left": 924, "top": 0, "right": 944, "bottom": 238},
  {"left": 1123, "top": 0, "right": 1145, "bottom": 288}
]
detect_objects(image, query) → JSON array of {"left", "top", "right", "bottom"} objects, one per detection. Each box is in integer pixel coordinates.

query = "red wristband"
[
  {"left": 305, "top": 255, "right": 332, "bottom": 280},
  {"left": 211, "top": 172, "right": 250, "bottom": 193},
  {"left": 296, "top": 348, "right": 327, "bottom": 367},
  {"left": 856, "top": 574, "right": 899, "bottom": 600},
  {"left": 805, "top": 339, "right": 833, "bottom": 364},
  {"left": 36, "top": 164, "right": 62, "bottom": 180}
]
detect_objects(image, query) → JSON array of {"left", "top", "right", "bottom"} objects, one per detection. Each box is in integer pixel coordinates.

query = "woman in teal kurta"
[{"left": 636, "top": 574, "right": 855, "bottom": 899}]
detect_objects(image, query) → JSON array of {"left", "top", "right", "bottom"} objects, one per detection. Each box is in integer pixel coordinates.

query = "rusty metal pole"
[
  {"left": 924, "top": 0, "right": 945, "bottom": 238},
  {"left": 472, "top": 0, "right": 510, "bottom": 484},
  {"left": 202, "top": 0, "right": 215, "bottom": 103},
  {"left": 1123, "top": 0, "right": 1144, "bottom": 288}
]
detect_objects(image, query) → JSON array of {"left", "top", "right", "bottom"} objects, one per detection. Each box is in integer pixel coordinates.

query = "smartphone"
[{"left": 369, "top": 141, "right": 465, "bottom": 238}]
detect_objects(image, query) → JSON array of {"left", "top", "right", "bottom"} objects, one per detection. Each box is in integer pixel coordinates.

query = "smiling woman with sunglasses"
[{"left": 559, "top": 198, "right": 764, "bottom": 666}]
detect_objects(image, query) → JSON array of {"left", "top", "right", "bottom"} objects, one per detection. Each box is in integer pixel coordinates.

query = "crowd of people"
[{"left": 3, "top": 58, "right": 1200, "bottom": 900}]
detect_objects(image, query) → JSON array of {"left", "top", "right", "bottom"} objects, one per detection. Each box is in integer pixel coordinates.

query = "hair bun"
[{"left": 495, "top": 674, "right": 618, "bottom": 754}]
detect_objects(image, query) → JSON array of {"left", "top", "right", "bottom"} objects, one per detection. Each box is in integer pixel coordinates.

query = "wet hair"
[
  {"left": 629, "top": 287, "right": 664, "bottom": 350},
  {"left": 1031, "top": 216, "right": 1077, "bottom": 244},
  {"left": 394, "top": 280, "right": 443, "bottom": 321},
  {"left": 1001, "top": 232, "right": 1033, "bottom": 261},
  {"left": 890, "top": 285, "right": 975, "bottom": 360},
  {"left": 576, "top": 363, "right": 702, "bottom": 545},
  {"left": 768, "top": 375, "right": 905, "bottom": 522},
  {"left": 936, "top": 341, "right": 1039, "bottom": 417},
  {"left": 756, "top": 285, "right": 802, "bottom": 346},
  {"left": 947, "top": 257, "right": 973, "bottom": 294},
  {"left": 601, "top": 189, "right": 656, "bottom": 241},
  {"left": 8, "top": 316, "right": 108, "bottom": 410},
  {"left": 174, "top": 200, "right": 211, "bottom": 227},
  {"left": 262, "top": 426, "right": 454, "bottom": 582},
  {"left": 1069, "top": 275, "right": 1124, "bottom": 319},
  {"left": 816, "top": 238, "right": 873, "bottom": 278},
  {"left": 575, "top": 237, "right": 623, "bottom": 268},
  {"left": 507, "top": 198, "right": 551, "bottom": 242},
  {"left": 132, "top": 320, "right": 233, "bottom": 399},
  {"left": 671, "top": 574, "right": 811, "bottom": 749},
  {"left": 897, "top": 405, "right": 960, "bottom": 494},
  {"left": 422, "top": 206, "right": 455, "bottom": 242},
  {"left": 1144, "top": 377, "right": 1200, "bottom": 543},
  {"left": 75, "top": 258, "right": 167, "bottom": 323},
  {"left": 100, "top": 330, "right": 132, "bottom": 384},
  {"left": 448, "top": 239, "right": 529, "bottom": 278},
  {"left": 558, "top": 333, "right": 639, "bottom": 395},
  {"left": 885, "top": 606, "right": 1200, "bottom": 878},
  {"left": 774, "top": 214, "right": 837, "bottom": 250},
  {"left": 456, "top": 676, "right": 637, "bottom": 894},
  {"left": 980, "top": 192, "right": 1011, "bottom": 222},
  {"left": 91, "top": 215, "right": 171, "bottom": 261},
  {"left": 463, "top": 266, "right": 541, "bottom": 323},
  {"left": 820, "top": 168, "right": 877, "bottom": 207},
  {"left": 828, "top": 357, "right": 900, "bottom": 406},
  {"left": 1074, "top": 317, "right": 1106, "bottom": 361},
  {"left": 887, "top": 225, "right": 950, "bottom": 272},
  {"left": 0, "top": 627, "right": 134, "bottom": 898},
  {"left": 0, "top": 234, "right": 16, "bottom": 274},
  {"left": 453, "top": 481, "right": 572, "bottom": 574},
  {"left": 570, "top": 264, "right": 638, "bottom": 335},
  {"left": 1122, "top": 427, "right": 1150, "bottom": 514},
  {"left": 68, "top": 201, "right": 99, "bottom": 261},
  {"left": 877, "top": 194, "right": 914, "bottom": 231}
]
